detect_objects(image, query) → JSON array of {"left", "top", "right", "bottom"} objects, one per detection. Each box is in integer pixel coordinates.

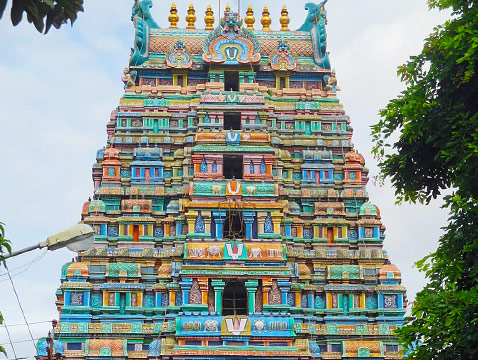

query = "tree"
[
  {"left": 0, "top": 222, "right": 11, "bottom": 355},
  {"left": 371, "top": 0, "right": 478, "bottom": 358},
  {"left": 0, "top": 0, "right": 83, "bottom": 34}
]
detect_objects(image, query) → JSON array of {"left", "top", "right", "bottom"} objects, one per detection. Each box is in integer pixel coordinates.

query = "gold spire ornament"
[
  {"left": 204, "top": 4, "right": 215, "bottom": 30},
  {"left": 168, "top": 3, "right": 179, "bottom": 28},
  {"left": 261, "top": 5, "right": 271, "bottom": 31},
  {"left": 225, "top": 3, "right": 231, "bottom": 13},
  {"left": 244, "top": 4, "right": 255, "bottom": 30},
  {"left": 186, "top": 3, "right": 197, "bottom": 29},
  {"left": 280, "top": 4, "right": 290, "bottom": 31}
]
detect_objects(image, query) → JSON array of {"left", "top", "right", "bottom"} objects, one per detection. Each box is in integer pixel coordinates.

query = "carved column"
[
  {"left": 271, "top": 211, "right": 282, "bottom": 235},
  {"left": 179, "top": 278, "right": 192, "bottom": 305},
  {"left": 277, "top": 279, "right": 291, "bottom": 305},
  {"left": 198, "top": 278, "right": 209, "bottom": 305},
  {"left": 212, "top": 211, "right": 226, "bottom": 239},
  {"left": 211, "top": 279, "right": 225, "bottom": 314},
  {"left": 243, "top": 211, "right": 256, "bottom": 239},
  {"left": 245, "top": 280, "right": 259, "bottom": 314},
  {"left": 262, "top": 278, "right": 272, "bottom": 305}
]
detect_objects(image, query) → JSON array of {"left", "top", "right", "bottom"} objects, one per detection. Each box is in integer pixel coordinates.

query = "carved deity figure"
[
  {"left": 296, "top": 1, "right": 330, "bottom": 69},
  {"left": 122, "top": 67, "right": 136, "bottom": 89},
  {"left": 269, "top": 280, "right": 282, "bottom": 305}
]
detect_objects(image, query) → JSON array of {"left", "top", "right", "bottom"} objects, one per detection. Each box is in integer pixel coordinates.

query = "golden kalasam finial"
[
  {"left": 186, "top": 3, "right": 196, "bottom": 29},
  {"left": 261, "top": 5, "right": 271, "bottom": 31},
  {"left": 245, "top": 4, "right": 255, "bottom": 30},
  {"left": 168, "top": 3, "right": 179, "bottom": 28},
  {"left": 225, "top": 3, "right": 231, "bottom": 13},
  {"left": 204, "top": 4, "right": 215, "bottom": 30},
  {"left": 280, "top": 4, "right": 290, "bottom": 31}
]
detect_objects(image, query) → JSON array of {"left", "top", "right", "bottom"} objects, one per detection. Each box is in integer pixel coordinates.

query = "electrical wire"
[
  {"left": 0, "top": 250, "right": 47, "bottom": 282},
  {"left": 5, "top": 264, "right": 36, "bottom": 352},
  {"left": 1, "top": 320, "right": 19, "bottom": 360}
]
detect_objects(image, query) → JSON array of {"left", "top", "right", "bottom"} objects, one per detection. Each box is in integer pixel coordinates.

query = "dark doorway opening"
[
  {"left": 224, "top": 112, "right": 241, "bottom": 130},
  {"left": 224, "top": 210, "right": 244, "bottom": 239},
  {"left": 222, "top": 280, "right": 247, "bottom": 315},
  {"left": 224, "top": 71, "right": 239, "bottom": 91},
  {"left": 223, "top": 155, "right": 243, "bottom": 179}
]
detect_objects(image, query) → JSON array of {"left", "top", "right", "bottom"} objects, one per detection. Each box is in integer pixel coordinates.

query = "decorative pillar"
[
  {"left": 198, "top": 278, "right": 209, "bottom": 305},
  {"left": 271, "top": 212, "right": 282, "bottom": 235},
  {"left": 245, "top": 280, "right": 259, "bottom": 314},
  {"left": 243, "top": 211, "right": 256, "bottom": 239},
  {"left": 277, "top": 279, "right": 291, "bottom": 305},
  {"left": 262, "top": 278, "right": 272, "bottom": 305},
  {"left": 213, "top": 211, "right": 226, "bottom": 239},
  {"left": 179, "top": 278, "right": 192, "bottom": 305},
  {"left": 211, "top": 280, "right": 225, "bottom": 314}
]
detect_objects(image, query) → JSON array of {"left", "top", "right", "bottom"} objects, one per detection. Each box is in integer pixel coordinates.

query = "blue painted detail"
[
  {"left": 175, "top": 292, "right": 182, "bottom": 306},
  {"left": 212, "top": 161, "right": 218, "bottom": 173},
  {"left": 194, "top": 212, "right": 205, "bottom": 233},
  {"left": 260, "top": 158, "right": 266, "bottom": 174},
  {"left": 304, "top": 228, "right": 313, "bottom": 239},
  {"left": 144, "top": 294, "right": 155, "bottom": 308},
  {"left": 315, "top": 295, "right": 326, "bottom": 309},
  {"left": 287, "top": 293, "right": 295, "bottom": 306},
  {"left": 148, "top": 340, "right": 162, "bottom": 356},
  {"left": 348, "top": 230, "right": 358, "bottom": 240},
  {"left": 301, "top": 294, "right": 308, "bottom": 308},
  {"left": 161, "top": 293, "right": 169, "bottom": 307},
  {"left": 366, "top": 295, "right": 378, "bottom": 309},
  {"left": 154, "top": 227, "right": 164, "bottom": 237},
  {"left": 225, "top": 131, "right": 241, "bottom": 145},
  {"left": 200, "top": 156, "right": 208, "bottom": 173},
  {"left": 249, "top": 161, "right": 255, "bottom": 174},
  {"left": 264, "top": 213, "right": 274, "bottom": 234},
  {"left": 91, "top": 292, "right": 102, "bottom": 308}
]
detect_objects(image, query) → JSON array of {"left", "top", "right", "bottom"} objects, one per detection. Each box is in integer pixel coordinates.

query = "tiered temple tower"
[{"left": 36, "top": 1, "right": 407, "bottom": 359}]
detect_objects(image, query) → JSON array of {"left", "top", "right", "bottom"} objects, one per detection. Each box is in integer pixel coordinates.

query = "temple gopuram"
[{"left": 36, "top": 1, "right": 407, "bottom": 359}]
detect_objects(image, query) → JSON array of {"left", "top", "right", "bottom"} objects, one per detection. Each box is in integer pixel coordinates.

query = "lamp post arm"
[{"left": 4, "top": 241, "right": 47, "bottom": 259}]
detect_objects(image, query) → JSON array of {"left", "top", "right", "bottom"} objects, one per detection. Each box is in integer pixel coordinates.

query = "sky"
[{"left": 0, "top": 0, "right": 451, "bottom": 358}]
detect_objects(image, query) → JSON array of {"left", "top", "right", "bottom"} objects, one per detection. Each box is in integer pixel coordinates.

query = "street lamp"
[{"left": 4, "top": 224, "right": 95, "bottom": 259}]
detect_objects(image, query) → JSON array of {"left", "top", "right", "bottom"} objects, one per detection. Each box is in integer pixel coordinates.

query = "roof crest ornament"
[
  {"left": 132, "top": 0, "right": 160, "bottom": 29},
  {"left": 297, "top": 1, "right": 331, "bottom": 69}
]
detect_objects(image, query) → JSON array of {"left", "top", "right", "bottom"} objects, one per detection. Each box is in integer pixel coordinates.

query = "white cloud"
[{"left": 0, "top": 0, "right": 451, "bottom": 358}]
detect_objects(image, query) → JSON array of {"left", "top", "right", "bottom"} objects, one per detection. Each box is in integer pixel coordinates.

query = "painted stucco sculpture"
[{"left": 37, "top": 2, "right": 406, "bottom": 360}]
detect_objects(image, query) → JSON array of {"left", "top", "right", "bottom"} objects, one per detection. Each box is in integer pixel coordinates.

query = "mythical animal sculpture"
[
  {"left": 297, "top": 1, "right": 331, "bottom": 69},
  {"left": 204, "top": 319, "right": 219, "bottom": 332},
  {"left": 249, "top": 247, "right": 263, "bottom": 259},
  {"left": 207, "top": 244, "right": 222, "bottom": 257},
  {"left": 211, "top": 184, "right": 222, "bottom": 195},
  {"left": 132, "top": 0, "right": 160, "bottom": 29},
  {"left": 245, "top": 185, "right": 257, "bottom": 195}
]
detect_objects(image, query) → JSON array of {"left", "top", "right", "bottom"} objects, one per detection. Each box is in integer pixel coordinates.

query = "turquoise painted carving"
[
  {"left": 99, "top": 347, "right": 112, "bottom": 356},
  {"left": 315, "top": 295, "right": 326, "bottom": 309},
  {"left": 132, "top": 0, "right": 159, "bottom": 29},
  {"left": 366, "top": 294, "right": 378, "bottom": 309},
  {"left": 297, "top": 1, "right": 331, "bottom": 69},
  {"left": 358, "top": 347, "right": 371, "bottom": 357}
]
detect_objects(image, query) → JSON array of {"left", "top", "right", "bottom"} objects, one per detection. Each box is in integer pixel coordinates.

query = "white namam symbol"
[
  {"left": 226, "top": 131, "right": 239, "bottom": 142},
  {"left": 226, "top": 181, "right": 241, "bottom": 195}
]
